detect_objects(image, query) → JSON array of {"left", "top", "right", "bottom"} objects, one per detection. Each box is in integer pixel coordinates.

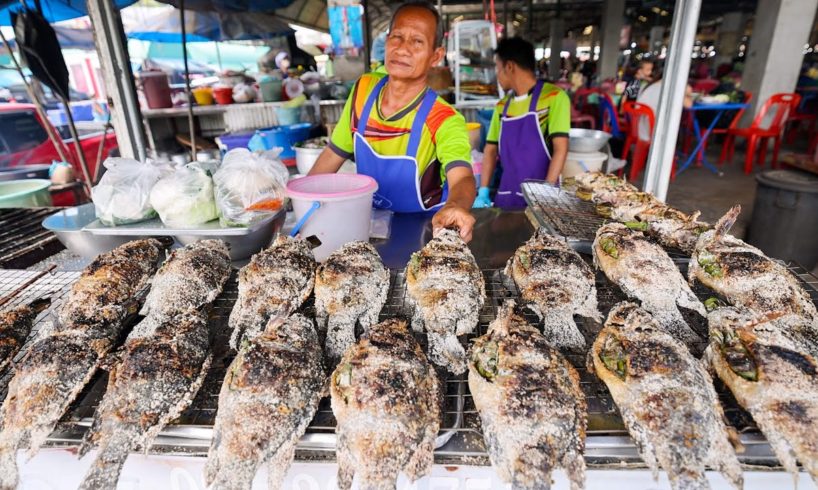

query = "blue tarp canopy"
[
  {"left": 156, "top": 0, "right": 296, "bottom": 13},
  {"left": 0, "top": 0, "right": 138, "bottom": 25},
  {"left": 126, "top": 8, "right": 293, "bottom": 42}
]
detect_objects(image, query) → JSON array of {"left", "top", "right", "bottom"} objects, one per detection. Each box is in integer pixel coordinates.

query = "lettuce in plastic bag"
[
  {"left": 92, "top": 158, "right": 170, "bottom": 225},
  {"left": 213, "top": 148, "right": 288, "bottom": 227},
  {"left": 149, "top": 163, "right": 218, "bottom": 227}
]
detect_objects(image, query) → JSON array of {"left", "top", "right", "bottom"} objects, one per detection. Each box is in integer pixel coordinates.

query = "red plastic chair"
[
  {"left": 785, "top": 94, "right": 818, "bottom": 146},
  {"left": 721, "top": 92, "right": 801, "bottom": 174},
  {"left": 571, "top": 107, "right": 596, "bottom": 129},
  {"left": 621, "top": 102, "right": 655, "bottom": 180},
  {"left": 692, "top": 78, "right": 719, "bottom": 94}
]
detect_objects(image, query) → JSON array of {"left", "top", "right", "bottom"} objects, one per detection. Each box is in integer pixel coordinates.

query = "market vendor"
[
  {"left": 474, "top": 37, "right": 570, "bottom": 209},
  {"left": 309, "top": 1, "right": 476, "bottom": 241}
]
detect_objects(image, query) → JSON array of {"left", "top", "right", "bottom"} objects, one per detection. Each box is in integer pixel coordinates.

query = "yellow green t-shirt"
[
  {"left": 486, "top": 82, "right": 571, "bottom": 149},
  {"left": 329, "top": 72, "right": 472, "bottom": 206}
]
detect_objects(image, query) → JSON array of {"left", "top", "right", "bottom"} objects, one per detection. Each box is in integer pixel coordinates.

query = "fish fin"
[
  {"left": 336, "top": 435, "right": 355, "bottom": 490},
  {"left": 561, "top": 449, "right": 586, "bottom": 490},
  {"left": 668, "top": 470, "right": 710, "bottom": 490},
  {"left": 325, "top": 316, "right": 356, "bottom": 369},
  {"left": 510, "top": 444, "right": 555, "bottom": 490},
  {"left": 78, "top": 425, "right": 138, "bottom": 490},
  {"left": 713, "top": 205, "right": 741, "bottom": 242},
  {"left": 403, "top": 424, "right": 435, "bottom": 482},
  {"left": 266, "top": 438, "right": 296, "bottom": 490},
  {"left": 541, "top": 311, "right": 586, "bottom": 351},
  {"left": 650, "top": 307, "right": 701, "bottom": 346},
  {"left": 0, "top": 437, "right": 20, "bottom": 490},
  {"left": 426, "top": 330, "right": 467, "bottom": 375},
  {"left": 487, "top": 300, "right": 516, "bottom": 336}
]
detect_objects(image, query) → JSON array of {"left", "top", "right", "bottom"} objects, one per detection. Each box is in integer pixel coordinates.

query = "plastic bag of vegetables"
[
  {"left": 92, "top": 158, "right": 170, "bottom": 226},
  {"left": 149, "top": 163, "right": 219, "bottom": 227},
  {"left": 213, "top": 148, "right": 288, "bottom": 227}
]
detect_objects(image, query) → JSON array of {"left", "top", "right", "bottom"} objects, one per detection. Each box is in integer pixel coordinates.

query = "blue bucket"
[{"left": 254, "top": 123, "right": 314, "bottom": 159}]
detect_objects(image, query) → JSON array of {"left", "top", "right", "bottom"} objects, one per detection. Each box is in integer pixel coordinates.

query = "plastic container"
[
  {"left": 276, "top": 106, "right": 301, "bottom": 126},
  {"left": 138, "top": 70, "right": 172, "bottom": 109},
  {"left": 295, "top": 146, "right": 323, "bottom": 174},
  {"left": 213, "top": 86, "right": 233, "bottom": 105},
  {"left": 216, "top": 131, "right": 255, "bottom": 152},
  {"left": 0, "top": 179, "right": 52, "bottom": 207},
  {"left": 562, "top": 151, "right": 608, "bottom": 179},
  {"left": 286, "top": 174, "right": 378, "bottom": 261},
  {"left": 259, "top": 77, "right": 282, "bottom": 102},
  {"left": 192, "top": 87, "right": 214, "bottom": 106},
  {"left": 255, "top": 123, "right": 313, "bottom": 159},
  {"left": 747, "top": 169, "right": 818, "bottom": 269}
]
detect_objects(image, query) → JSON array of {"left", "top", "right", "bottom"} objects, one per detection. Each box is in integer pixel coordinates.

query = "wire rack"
[
  {"left": 3, "top": 261, "right": 817, "bottom": 465},
  {"left": 0, "top": 208, "right": 64, "bottom": 269},
  {"left": 522, "top": 181, "right": 603, "bottom": 242}
]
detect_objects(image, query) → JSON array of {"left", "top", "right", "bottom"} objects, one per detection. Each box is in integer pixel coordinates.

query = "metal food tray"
[
  {"left": 82, "top": 210, "right": 283, "bottom": 237},
  {"left": 3, "top": 262, "right": 818, "bottom": 467}
]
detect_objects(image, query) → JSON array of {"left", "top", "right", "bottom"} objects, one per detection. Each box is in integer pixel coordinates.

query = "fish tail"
[
  {"left": 652, "top": 307, "right": 701, "bottom": 346},
  {"left": 713, "top": 205, "right": 741, "bottom": 242},
  {"left": 78, "top": 426, "right": 137, "bottom": 490},
  {"left": 670, "top": 470, "right": 710, "bottom": 490},
  {"left": 511, "top": 447, "right": 554, "bottom": 490},
  {"left": 325, "top": 316, "right": 356, "bottom": 368},
  {"left": 427, "top": 330, "right": 467, "bottom": 375},
  {"left": 0, "top": 439, "right": 20, "bottom": 490},
  {"left": 27, "top": 297, "right": 52, "bottom": 315},
  {"left": 487, "top": 300, "right": 517, "bottom": 335},
  {"left": 541, "top": 312, "right": 586, "bottom": 351}
]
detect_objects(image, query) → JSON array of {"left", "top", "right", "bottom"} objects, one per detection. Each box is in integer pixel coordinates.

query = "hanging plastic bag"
[
  {"left": 213, "top": 148, "right": 288, "bottom": 227},
  {"left": 150, "top": 163, "right": 218, "bottom": 228},
  {"left": 92, "top": 158, "right": 169, "bottom": 226}
]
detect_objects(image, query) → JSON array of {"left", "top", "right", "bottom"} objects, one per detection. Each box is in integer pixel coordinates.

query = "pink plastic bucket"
[{"left": 286, "top": 174, "right": 378, "bottom": 260}]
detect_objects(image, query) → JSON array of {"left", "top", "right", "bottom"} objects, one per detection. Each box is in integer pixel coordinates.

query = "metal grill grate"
[
  {"left": 522, "top": 181, "right": 603, "bottom": 242},
  {"left": 0, "top": 208, "right": 64, "bottom": 269}
]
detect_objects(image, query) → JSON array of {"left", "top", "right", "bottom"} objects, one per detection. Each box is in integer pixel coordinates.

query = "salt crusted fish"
[
  {"left": 469, "top": 301, "right": 587, "bottom": 490},
  {"left": 0, "top": 239, "right": 164, "bottom": 490},
  {"left": 708, "top": 307, "right": 818, "bottom": 482},
  {"left": 631, "top": 206, "right": 711, "bottom": 254},
  {"left": 205, "top": 314, "right": 325, "bottom": 490},
  {"left": 331, "top": 318, "right": 440, "bottom": 490},
  {"left": 0, "top": 298, "right": 50, "bottom": 374},
  {"left": 141, "top": 239, "right": 231, "bottom": 319},
  {"left": 505, "top": 230, "right": 600, "bottom": 350},
  {"left": 593, "top": 222, "right": 704, "bottom": 345},
  {"left": 406, "top": 228, "right": 485, "bottom": 374},
  {"left": 315, "top": 241, "right": 389, "bottom": 365},
  {"left": 77, "top": 310, "right": 213, "bottom": 490},
  {"left": 690, "top": 205, "right": 818, "bottom": 326},
  {"left": 590, "top": 302, "right": 743, "bottom": 490},
  {"left": 229, "top": 235, "right": 316, "bottom": 349},
  {"left": 563, "top": 171, "right": 638, "bottom": 203}
]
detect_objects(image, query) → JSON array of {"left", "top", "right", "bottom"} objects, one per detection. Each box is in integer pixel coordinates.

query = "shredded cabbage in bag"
[
  {"left": 213, "top": 148, "right": 288, "bottom": 227},
  {"left": 92, "top": 158, "right": 170, "bottom": 226},
  {"left": 149, "top": 163, "right": 218, "bottom": 227}
]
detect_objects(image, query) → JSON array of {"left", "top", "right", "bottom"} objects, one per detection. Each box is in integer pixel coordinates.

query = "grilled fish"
[
  {"left": 593, "top": 223, "right": 704, "bottom": 345},
  {"left": 469, "top": 301, "right": 586, "bottom": 490},
  {"left": 77, "top": 310, "right": 212, "bottom": 490},
  {"left": 505, "top": 230, "right": 600, "bottom": 350},
  {"left": 708, "top": 307, "right": 818, "bottom": 482},
  {"left": 205, "top": 314, "right": 325, "bottom": 490},
  {"left": 0, "top": 298, "right": 50, "bottom": 374},
  {"left": 595, "top": 191, "right": 661, "bottom": 222},
  {"left": 406, "top": 228, "right": 485, "bottom": 374},
  {"left": 141, "top": 239, "right": 231, "bottom": 319},
  {"left": 315, "top": 241, "right": 389, "bottom": 365},
  {"left": 633, "top": 207, "right": 711, "bottom": 254},
  {"left": 690, "top": 205, "right": 818, "bottom": 325},
  {"left": 563, "top": 171, "right": 638, "bottom": 203},
  {"left": 590, "top": 302, "right": 743, "bottom": 490},
  {"left": 229, "top": 236, "right": 316, "bottom": 349},
  {"left": 0, "top": 239, "right": 163, "bottom": 490},
  {"left": 331, "top": 318, "right": 440, "bottom": 490}
]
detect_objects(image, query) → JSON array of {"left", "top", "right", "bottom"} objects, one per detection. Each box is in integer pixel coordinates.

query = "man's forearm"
[
  {"left": 480, "top": 144, "right": 498, "bottom": 188},
  {"left": 546, "top": 137, "right": 568, "bottom": 184},
  {"left": 308, "top": 147, "right": 346, "bottom": 175},
  {"left": 448, "top": 174, "right": 477, "bottom": 209}
]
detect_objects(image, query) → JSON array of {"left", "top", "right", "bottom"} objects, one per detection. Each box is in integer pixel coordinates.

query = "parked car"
[{"left": 0, "top": 103, "right": 118, "bottom": 206}]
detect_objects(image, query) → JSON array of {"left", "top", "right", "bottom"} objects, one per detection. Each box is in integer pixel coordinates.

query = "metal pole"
[
  {"left": 179, "top": 0, "right": 196, "bottom": 162},
  {"left": 642, "top": 0, "right": 701, "bottom": 201},
  {"left": 361, "top": 0, "right": 372, "bottom": 70}
]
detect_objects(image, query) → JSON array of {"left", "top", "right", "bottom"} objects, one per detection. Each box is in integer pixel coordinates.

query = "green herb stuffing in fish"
[
  {"left": 707, "top": 307, "right": 818, "bottom": 482},
  {"left": 505, "top": 230, "right": 600, "bottom": 350},
  {"left": 229, "top": 235, "right": 316, "bottom": 350},
  {"left": 205, "top": 314, "right": 325, "bottom": 490},
  {"left": 590, "top": 303, "right": 743, "bottom": 490},
  {"left": 331, "top": 318, "right": 440, "bottom": 490},
  {"left": 315, "top": 241, "right": 389, "bottom": 367},
  {"left": 593, "top": 223, "right": 704, "bottom": 346},
  {"left": 0, "top": 239, "right": 164, "bottom": 490},
  {"left": 469, "top": 301, "right": 587, "bottom": 490},
  {"left": 0, "top": 298, "right": 50, "bottom": 374},
  {"left": 406, "top": 228, "right": 485, "bottom": 374}
]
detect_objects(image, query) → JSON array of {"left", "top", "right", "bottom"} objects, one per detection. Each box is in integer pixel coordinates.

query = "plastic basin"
[
  {"left": 286, "top": 174, "right": 377, "bottom": 261},
  {"left": 295, "top": 146, "right": 323, "bottom": 174},
  {"left": 562, "top": 151, "right": 608, "bottom": 179},
  {"left": 0, "top": 179, "right": 52, "bottom": 208}
]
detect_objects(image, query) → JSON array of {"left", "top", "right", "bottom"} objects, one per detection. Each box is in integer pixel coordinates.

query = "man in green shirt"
[
  {"left": 309, "top": 1, "right": 477, "bottom": 241},
  {"left": 474, "top": 37, "right": 571, "bottom": 209}
]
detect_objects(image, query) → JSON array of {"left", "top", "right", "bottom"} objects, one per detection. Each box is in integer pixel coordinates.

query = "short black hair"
[
  {"left": 495, "top": 37, "right": 536, "bottom": 73},
  {"left": 389, "top": 1, "right": 443, "bottom": 47}
]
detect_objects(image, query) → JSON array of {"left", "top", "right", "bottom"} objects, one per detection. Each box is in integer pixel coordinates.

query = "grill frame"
[{"left": 0, "top": 208, "right": 64, "bottom": 269}]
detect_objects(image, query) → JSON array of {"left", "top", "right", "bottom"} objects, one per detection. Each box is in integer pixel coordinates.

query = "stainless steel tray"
[{"left": 83, "top": 210, "right": 283, "bottom": 237}]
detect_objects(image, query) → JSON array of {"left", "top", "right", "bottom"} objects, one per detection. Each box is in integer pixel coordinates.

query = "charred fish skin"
[
  {"left": 141, "top": 239, "right": 231, "bottom": 319},
  {"left": 0, "top": 298, "right": 50, "bottom": 373},
  {"left": 469, "top": 301, "right": 587, "bottom": 490},
  {"left": 590, "top": 303, "right": 743, "bottom": 490},
  {"left": 0, "top": 239, "right": 163, "bottom": 490},
  {"left": 593, "top": 223, "right": 704, "bottom": 346},
  {"left": 229, "top": 236, "right": 316, "bottom": 350},
  {"left": 315, "top": 241, "right": 389, "bottom": 366},
  {"left": 691, "top": 205, "right": 818, "bottom": 325},
  {"left": 77, "top": 309, "right": 213, "bottom": 490},
  {"left": 331, "top": 318, "right": 440, "bottom": 490},
  {"left": 708, "top": 307, "right": 818, "bottom": 482},
  {"left": 205, "top": 314, "right": 325, "bottom": 490},
  {"left": 505, "top": 230, "right": 600, "bottom": 351},
  {"left": 406, "top": 228, "right": 486, "bottom": 374}
]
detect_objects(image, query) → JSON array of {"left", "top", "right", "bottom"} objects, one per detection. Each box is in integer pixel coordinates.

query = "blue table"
[{"left": 678, "top": 102, "right": 749, "bottom": 176}]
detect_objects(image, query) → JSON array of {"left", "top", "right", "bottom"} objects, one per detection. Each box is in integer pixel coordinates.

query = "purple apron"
[
  {"left": 495, "top": 80, "right": 551, "bottom": 209},
  {"left": 354, "top": 76, "right": 448, "bottom": 213}
]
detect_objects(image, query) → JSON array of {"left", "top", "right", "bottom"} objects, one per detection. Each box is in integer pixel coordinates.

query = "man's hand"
[{"left": 432, "top": 203, "right": 476, "bottom": 243}]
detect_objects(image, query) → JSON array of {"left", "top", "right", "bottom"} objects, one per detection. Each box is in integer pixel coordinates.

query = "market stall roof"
[
  {"left": 123, "top": 6, "right": 294, "bottom": 42},
  {"left": 156, "top": 0, "right": 327, "bottom": 31},
  {"left": 0, "top": 0, "right": 138, "bottom": 25}
]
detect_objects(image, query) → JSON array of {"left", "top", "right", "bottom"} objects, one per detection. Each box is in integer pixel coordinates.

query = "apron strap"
[
  {"left": 529, "top": 80, "right": 544, "bottom": 112},
  {"left": 405, "top": 88, "right": 438, "bottom": 159},
  {"left": 356, "top": 76, "right": 389, "bottom": 136},
  {"left": 501, "top": 92, "right": 513, "bottom": 118}
]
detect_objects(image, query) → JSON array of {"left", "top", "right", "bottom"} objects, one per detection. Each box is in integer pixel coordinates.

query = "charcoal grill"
[{"left": 0, "top": 208, "right": 64, "bottom": 269}]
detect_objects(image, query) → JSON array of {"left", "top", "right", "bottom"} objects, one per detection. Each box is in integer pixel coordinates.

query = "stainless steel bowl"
[
  {"left": 0, "top": 164, "right": 51, "bottom": 182},
  {"left": 569, "top": 128, "right": 612, "bottom": 153}
]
